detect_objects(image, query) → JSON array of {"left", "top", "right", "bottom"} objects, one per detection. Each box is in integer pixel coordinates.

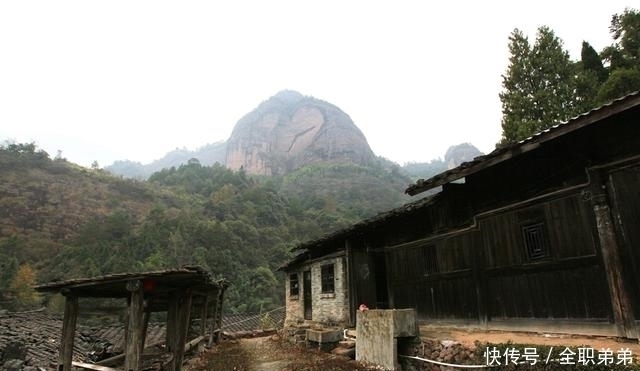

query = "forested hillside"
[{"left": 0, "top": 143, "right": 412, "bottom": 313}]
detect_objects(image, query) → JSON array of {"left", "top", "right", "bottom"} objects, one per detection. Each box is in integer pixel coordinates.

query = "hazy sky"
[{"left": 0, "top": 1, "right": 635, "bottom": 168}]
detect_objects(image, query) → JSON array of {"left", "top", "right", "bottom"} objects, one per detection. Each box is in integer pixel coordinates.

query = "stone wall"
[{"left": 285, "top": 255, "right": 349, "bottom": 326}]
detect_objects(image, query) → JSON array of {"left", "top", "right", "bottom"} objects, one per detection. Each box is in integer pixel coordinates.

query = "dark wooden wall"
[
  {"left": 609, "top": 165, "right": 640, "bottom": 318},
  {"left": 328, "top": 108, "right": 640, "bottom": 332},
  {"left": 386, "top": 192, "right": 614, "bottom": 323}
]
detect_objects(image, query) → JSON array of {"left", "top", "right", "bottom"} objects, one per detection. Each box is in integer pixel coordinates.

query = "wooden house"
[{"left": 281, "top": 92, "right": 640, "bottom": 338}]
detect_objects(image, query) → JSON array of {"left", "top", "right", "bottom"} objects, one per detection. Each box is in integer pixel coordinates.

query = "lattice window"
[{"left": 521, "top": 221, "right": 550, "bottom": 260}]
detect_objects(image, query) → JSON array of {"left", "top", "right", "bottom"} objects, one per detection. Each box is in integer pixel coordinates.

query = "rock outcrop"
[{"left": 225, "top": 90, "right": 375, "bottom": 175}]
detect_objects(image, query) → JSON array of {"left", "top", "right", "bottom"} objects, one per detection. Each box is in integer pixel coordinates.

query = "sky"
[{"left": 0, "top": 1, "right": 636, "bottom": 168}]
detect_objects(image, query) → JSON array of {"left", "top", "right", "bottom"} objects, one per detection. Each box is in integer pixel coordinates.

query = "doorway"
[{"left": 303, "top": 270, "right": 312, "bottom": 320}]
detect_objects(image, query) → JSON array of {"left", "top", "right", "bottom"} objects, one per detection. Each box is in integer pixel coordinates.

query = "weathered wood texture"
[
  {"left": 124, "top": 280, "right": 144, "bottom": 371},
  {"left": 58, "top": 295, "right": 78, "bottom": 371},
  {"left": 387, "top": 193, "right": 613, "bottom": 323},
  {"left": 169, "top": 291, "right": 192, "bottom": 371},
  {"left": 608, "top": 165, "right": 640, "bottom": 319}
]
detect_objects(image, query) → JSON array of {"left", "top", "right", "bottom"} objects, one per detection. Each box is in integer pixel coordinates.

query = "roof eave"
[{"left": 405, "top": 91, "right": 640, "bottom": 196}]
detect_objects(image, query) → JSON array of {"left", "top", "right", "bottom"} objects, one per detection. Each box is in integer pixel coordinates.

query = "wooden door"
[{"left": 303, "top": 270, "right": 312, "bottom": 320}]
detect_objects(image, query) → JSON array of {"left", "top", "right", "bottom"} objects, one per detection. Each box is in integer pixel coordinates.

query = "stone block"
[{"left": 306, "top": 329, "right": 343, "bottom": 343}]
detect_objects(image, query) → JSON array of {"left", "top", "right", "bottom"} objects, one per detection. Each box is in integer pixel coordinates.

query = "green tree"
[
  {"left": 499, "top": 27, "right": 578, "bottom": 145},
  {"left": 9, "top": 264, "right": 41, "bottom": 310},
  {"left": 0, "top": 253, "right": 18, "bottom": 300},
  {"left": 608, "top": 8, "right": 640, "bottom": 67},
  {"left": 598, "top": 9, "right": 640, "bottom": 102},
  {"left": 573, "top": 41, "right": 607, "bottom": 113},
  {"left": 596, "top": 67, "right": 640, "bottom": 102},
  {"left": 581, "top": 41, "right": 608, "bottom": 82}
]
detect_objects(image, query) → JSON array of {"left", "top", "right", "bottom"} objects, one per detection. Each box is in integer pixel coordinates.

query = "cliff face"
[{"left": 225, "top": 90, "right": 375, "bottom": 175}]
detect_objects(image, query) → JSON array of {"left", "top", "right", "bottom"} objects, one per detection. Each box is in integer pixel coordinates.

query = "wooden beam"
[
  {"left": 345, "top": 240, "right": 356, "bottom": 327},
  {"left": 96, "top": 339, "right": 165, "bottom": 367},
  {"left": 166, "top": 292, "right": 178, "bottom": 352},
  {"left": 591, "top": 171, "right": 638, "bottom": 339},
  {"left": 207, "top": 291, "right": 219, "bottom": 346},
  {"left": 170, "top": 290, "right": 192, "bottom": 371},
  {"left": 124, "top": 280, "right": 144, "bottom": 371},
  {"left": 72, "top": 362, "right": 118, "bottom": 371},
  {"left": 215, "top": 289, "right": 225, "bottom": 343},
  {"left": 200, "top": 294, "right": 210, "bottom": 336},
  {"left": 184, "top": 335, "right": 206, "bottom": 354},
  {"left": 58, "top": 294, "right": 78, "bottom": 371},
  {"left": 138, "top": 309, "right": 150, "bottom": 359}
]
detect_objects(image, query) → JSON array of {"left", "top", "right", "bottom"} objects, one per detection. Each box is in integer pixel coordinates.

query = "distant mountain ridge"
[
  {"left": 107, "top": 90, "right": 375, "bottom": 178},
  {"left": 106, "top": 91, "right": 482, "bottom": 179},
  {"left": 108, "top": 142, "right": 227, "bottom": 179}
]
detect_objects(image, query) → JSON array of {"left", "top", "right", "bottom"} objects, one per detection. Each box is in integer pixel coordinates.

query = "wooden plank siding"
[
  {"left": 609, "top": 165, "right": 640, "bottom": 319},
  {"left": 386, "top": 192, "right": 613, "bottom": 324}
]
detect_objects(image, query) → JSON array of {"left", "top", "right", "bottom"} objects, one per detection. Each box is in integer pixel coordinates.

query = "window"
[
  {"left": 521, "top": 221, "right": 550, "bottom": 260},
  {"left": 289, "top": 273, "right": 299, "bottom": 296},
  {"left": 321, "top": 264, "right": 335, "bottom": 293}
]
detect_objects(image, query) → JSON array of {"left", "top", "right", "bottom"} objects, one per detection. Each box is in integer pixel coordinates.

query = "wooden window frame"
[
  {"left": 289, "top": 273, "right": 299, "bottom": 297},
  {"left": 321, "top": 264, "right": 335, "bottom": 294}
]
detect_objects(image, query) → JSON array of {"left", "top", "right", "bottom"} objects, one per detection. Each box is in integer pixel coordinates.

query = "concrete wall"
[
  {"left": 356, "top": 309, "right": 417, "bottom": 370},
  {"left": 284, "top": 255, "right": 349, "bottom": 326}
]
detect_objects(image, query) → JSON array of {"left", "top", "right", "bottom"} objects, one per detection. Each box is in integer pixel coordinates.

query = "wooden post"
[
  {"left": 170, "top": 290, "right": 192, "bottom": 371},
  {"left": 207, "top": 290, "right": 219, "bottom": 346},
  {"left": 124, "top": 280, "right": 144, "bottom": 371},
  {"left": 166, "top": 292, "right": 178, "bottom": 352},
  {"left": 200, "top": 294, "right": 209, "bottom": 337},
  {"left": 138, "top": 309, "right": 150, "bottom": 359},
  {"left": 591, "top": 171, "right": 638, "bottom": 338},
  {"left": 58, "top": 292, "right": 78, "bottom": 371},
  {"left": 215, "top": 289, "right": 224, "bottom": 343},
  {"left": 345, "top": 239, "right": 356, "bottom": 327}
]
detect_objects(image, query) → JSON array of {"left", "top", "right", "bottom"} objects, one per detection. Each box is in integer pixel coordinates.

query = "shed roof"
[
  {"left": 35, "top": 266, "right": 227, "bottom": 299},
  {"left": 405, "top": 90, "right": 640, "bottom": 195}
]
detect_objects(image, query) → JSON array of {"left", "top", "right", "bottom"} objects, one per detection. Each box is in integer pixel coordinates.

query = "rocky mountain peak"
[{"left": 225, "top": 90, "right": 375, "bottom": 175}]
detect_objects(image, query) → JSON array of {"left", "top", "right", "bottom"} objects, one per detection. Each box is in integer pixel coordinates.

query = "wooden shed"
[
  {"left": 35, "top": 266, "right": 228, "bottom": 371},
  {"left": 282, "top": 91, "right": 640, "bottom": 339}
]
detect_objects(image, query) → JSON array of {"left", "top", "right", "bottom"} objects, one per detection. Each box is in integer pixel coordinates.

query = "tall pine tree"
[{"left": 499, "top": 27, "right": 578, "bottom": 146}]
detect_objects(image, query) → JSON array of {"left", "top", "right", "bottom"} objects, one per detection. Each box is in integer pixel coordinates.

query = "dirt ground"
[
  {"left": 190, "top": 329, "right": 640, "bottom": 371},
  {"left": 190, "top": 334, "right": 377, "bottom": 371},
  {"left": 421, "top": 326, "right": 640, "bottom": 354}
]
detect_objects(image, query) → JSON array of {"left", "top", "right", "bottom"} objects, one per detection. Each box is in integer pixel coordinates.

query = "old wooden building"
[
  {"left": 36, "top": 266, "right": 228, "bottom": 371},
  {"left": 282, "top": 92, "right": 640, "bottom": 338}
]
